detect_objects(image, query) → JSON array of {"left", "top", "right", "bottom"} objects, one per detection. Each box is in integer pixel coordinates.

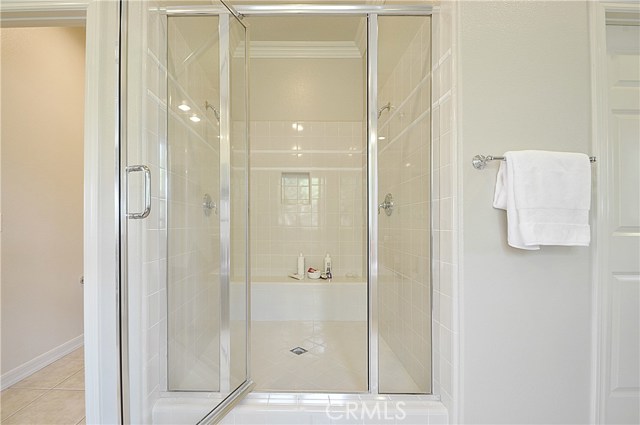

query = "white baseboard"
[{"left": 1, "top": 334, "right": 84, "bottom": 390}]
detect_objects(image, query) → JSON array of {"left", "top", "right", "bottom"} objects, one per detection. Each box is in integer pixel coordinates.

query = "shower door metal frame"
[
  {"left": 367, "top": 13, "right": 380, "bottom": 394},
  {"left": 370, "top": 13, "right": 434, "bottom": 397},
  {"left": 219, "top": 10, "right": 232, "bottom": 395},
  {"left": 163, "top": 2, "right": 433, "bottom": 397},
  {"left": 166, "top": 4, "right": 431, "bottom": 16}
]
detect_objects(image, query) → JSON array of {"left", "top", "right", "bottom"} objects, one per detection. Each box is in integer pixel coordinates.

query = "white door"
[{"left": 600, "top": 22, "right": 640, "bottom": 424}]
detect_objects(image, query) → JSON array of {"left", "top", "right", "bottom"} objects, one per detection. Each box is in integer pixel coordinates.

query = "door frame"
[
  {"left": 1, "top": 1, "right": 121, "bottom": 424},
  {"left": 589, "top": 2, "right": 640, "bottom": 423},
  {"left": 0, "top": 0, "right": 87, "bottom": 27}
]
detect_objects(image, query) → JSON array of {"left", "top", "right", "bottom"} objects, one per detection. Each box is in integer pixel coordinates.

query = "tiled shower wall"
[
  {"left": 432, "top": 2, "right": 458, "bottom": 420},
  {"left": 138, "top": 6, "right": 168, "bottom": 423},
  {"left": 377, "top": 18, "right": 432, "bottom": 392},
  {"left": 250, "top": 121, "right": 367, "bottom": 279}
]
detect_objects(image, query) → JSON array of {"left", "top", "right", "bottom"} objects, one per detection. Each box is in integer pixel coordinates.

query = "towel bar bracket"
[
  {"left": 472, "top": 154, "right": 596, "bottom": 170},
  {"left": 471, "top": 155, "right": 494, "bottom": 170}
]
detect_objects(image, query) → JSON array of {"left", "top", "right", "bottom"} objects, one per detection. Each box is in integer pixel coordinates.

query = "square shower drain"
[{"left": 290, "top": 347, "right": 307, "bottom": 355}]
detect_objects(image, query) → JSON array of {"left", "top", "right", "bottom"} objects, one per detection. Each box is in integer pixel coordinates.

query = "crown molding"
[
  {"left": 355, "top": 18, "right": 367, "bottom": 54},
  {"left": 0, "top": 0, "right": 87, "bottom": 27},
  {"left": 233, "top": 41, "right": 363, "bottom": 59},
  {"left": 606, "top": 10, "right": 640, "bottom": 26}
]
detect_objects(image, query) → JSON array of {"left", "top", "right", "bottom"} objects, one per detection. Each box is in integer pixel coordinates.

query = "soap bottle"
[
  {"left": 297, "top": 253, "right": 305, "bottom": 277},
  {"left": 324, "top": 253, "right": 332, "bottom": 279}
]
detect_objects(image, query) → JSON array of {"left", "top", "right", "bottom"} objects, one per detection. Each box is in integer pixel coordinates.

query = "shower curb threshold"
[{"left": 153, "top": 392, "right": 448, "bottom": 424}]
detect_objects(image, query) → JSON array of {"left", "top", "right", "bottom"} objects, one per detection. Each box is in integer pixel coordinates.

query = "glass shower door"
[{"left": 121, "top": 0, "right": 251, "bottom": 422}]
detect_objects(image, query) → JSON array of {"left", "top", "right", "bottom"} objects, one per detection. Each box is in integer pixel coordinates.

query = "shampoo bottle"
[
  {"left": 324, "top": 253, "right": 332, "bottom": 279},
  {"left": 297, "top": 253, "right": 305, "bottom": 277}
]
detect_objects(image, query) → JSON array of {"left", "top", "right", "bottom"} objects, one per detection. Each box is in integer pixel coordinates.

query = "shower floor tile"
[{"left": 252, "top": 321, "right": 419, "bottom": 393}]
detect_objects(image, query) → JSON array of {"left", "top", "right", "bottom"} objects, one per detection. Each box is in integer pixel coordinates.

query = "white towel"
[{"left": 493, "top": 150, "right": 591, "bottom": 250}]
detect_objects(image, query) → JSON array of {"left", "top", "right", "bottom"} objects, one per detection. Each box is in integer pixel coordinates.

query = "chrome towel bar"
[{"left": 472, "top": 154, "right": 597, "bottom": 170}]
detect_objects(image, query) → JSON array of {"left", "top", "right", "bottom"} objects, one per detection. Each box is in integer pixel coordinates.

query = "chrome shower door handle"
[{"left": 126, "top": 165, "right": 151, "bottom": 219}]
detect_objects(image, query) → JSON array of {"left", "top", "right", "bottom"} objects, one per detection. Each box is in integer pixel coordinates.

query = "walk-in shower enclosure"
[{"left": 121, "top": 1, "right": 432, "bottom": 422}]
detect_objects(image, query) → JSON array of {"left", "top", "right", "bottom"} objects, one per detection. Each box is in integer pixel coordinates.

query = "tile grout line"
[
  {"left": 54, "top": 368, "right": 85, "bottom": 391},
  {"left": 1, "top": 352, "right": 85, "bottom": 423},
  {"left": 11, "top": 368, "right": 82, "bottom": 392},
  {"left": 2, "top": 387, "right": 86, "bottom": 423},
  {"left": 1, "top": 387, "right": 51, "bottom": 423}
]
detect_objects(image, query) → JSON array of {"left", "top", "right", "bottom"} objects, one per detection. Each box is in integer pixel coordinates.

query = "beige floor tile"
[
  {"left": 55, "top": 369, "right": 85, "bottom": 391},
  {"left": 76, "top": 417, "right": 86, "bottom": 425},
  {"left": 0, "top": 388, "right": 47, "bottom": 421},
  {"left": 12, "top": 357, "right": 83, "bottom": 390},
  {"left": 65, "top": 348, "right": 84, "bottom": 362},
  {"left": 3, "top": 390, "right": 85, "bottom": 425}
]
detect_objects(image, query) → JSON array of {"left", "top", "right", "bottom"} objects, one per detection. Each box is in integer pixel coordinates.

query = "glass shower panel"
[
  {"left": 247, "top": 15, "right": 368, "bottom": 393},
  {"left": 377, "top": 15, "right": 432, "bottom": 394},
  {"left": 167, "top": 15, "right": 222, "bottom": 391}
]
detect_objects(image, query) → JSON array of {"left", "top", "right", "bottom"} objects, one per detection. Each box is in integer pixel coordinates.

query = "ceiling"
[{"left": 247, "top": 16, "right": 363, "bottom": 42}]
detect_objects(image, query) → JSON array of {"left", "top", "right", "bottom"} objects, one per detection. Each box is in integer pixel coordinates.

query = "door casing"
[{"left": 589, "top": 2, "right": 640, "bottom": 423}]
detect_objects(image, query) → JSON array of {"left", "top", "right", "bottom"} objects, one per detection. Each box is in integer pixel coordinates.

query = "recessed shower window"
[{"left": 281, "top": 172, "right": 310, "bottom": 205}]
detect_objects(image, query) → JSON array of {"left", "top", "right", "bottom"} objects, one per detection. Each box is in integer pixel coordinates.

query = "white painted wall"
[
  {"left": 457, "top": 2, "right": 592, "bottom": 423},
  {"left": 1, "top": 26, "right": 85, "bottom": 376},
  {"left": 250, "top": 58, "right": 364, "bottom": 121}
]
